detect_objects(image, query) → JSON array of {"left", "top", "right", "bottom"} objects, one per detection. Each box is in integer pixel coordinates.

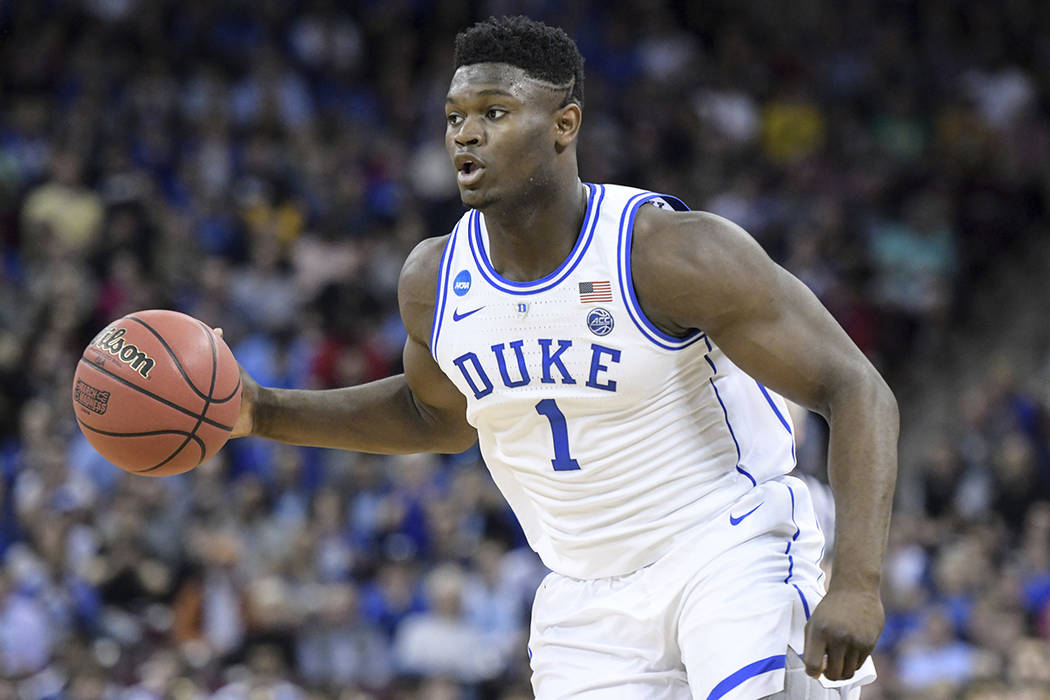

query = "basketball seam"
[
  {"left": 126, "top": 314, "right": 239, "bottom": 403},
  {"left": 125, "top": 315, "right": 211, "bottom": 401},
  {"left": 217, "top": 374, "right": 242, "bottom": 404},
  {"left": 136, "top": 438, "right": 192, "bottom": 473},
  {"left": 197, "top": 321, "right": 241, "bottom": 402},
  {"left": 75, "top": 418, "right": 207, "bottom": 463},
  {"left": 141, "top": 320, "right": 221, "bottom": 474},
  {"left": 77, "top": 357, "right": 234, "bottom": 432}
]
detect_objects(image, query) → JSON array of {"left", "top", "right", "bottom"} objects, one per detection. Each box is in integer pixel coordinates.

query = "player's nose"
[{"left": 454, "top": 115, "right": 484, "bottom": 147}]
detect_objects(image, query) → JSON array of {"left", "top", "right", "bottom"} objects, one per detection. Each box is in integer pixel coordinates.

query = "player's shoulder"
[
  {"left": 629, "top": 204, "right": 775, "bottom": 332},
  {"left": 596, "top": 182, "right": 741, "bottom": 252},
  {"left": 398, "top": 233, "right": 452, "bottom": 341},
  {"left": 632, "top": 204, "right": 759, "bottom": 276},
  {"left": 633, "top": 204, "right": 741, "bottom": 248},
  {"left": 400, "top": 234, "right": 450, "bottom": 294}
]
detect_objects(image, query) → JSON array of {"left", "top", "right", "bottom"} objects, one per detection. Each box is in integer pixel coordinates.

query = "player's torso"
[{"left": 431, "top": 183, "right": 797, "bottom": 578}]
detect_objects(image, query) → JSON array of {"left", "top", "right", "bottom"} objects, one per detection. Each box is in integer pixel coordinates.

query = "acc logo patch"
[
  {"left": 586, "top": 307, "right": 614, "bottom": 336},
  {"left": 453, "top": 270, "right": 472, "bottom": 296}
]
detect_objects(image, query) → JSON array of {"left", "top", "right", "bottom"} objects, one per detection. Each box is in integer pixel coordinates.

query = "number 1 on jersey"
[{"left": 534, "top": 399, "right": 581, "bottom": 471}]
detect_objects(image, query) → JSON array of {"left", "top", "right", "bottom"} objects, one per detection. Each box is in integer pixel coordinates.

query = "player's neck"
[{"left": 482, "top": 177, "right": 588, "bottom": 283}]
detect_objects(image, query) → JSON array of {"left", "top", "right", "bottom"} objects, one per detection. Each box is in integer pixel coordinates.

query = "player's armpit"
[{"left": 402, "top": 332, "right": 477, "bottom": 453}]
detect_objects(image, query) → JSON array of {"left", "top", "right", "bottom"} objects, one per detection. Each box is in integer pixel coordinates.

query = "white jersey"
[{"left": 431, "top": 183, "right": 797, "bottom": 579}]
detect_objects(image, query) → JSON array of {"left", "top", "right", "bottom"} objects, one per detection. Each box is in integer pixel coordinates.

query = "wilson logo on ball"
[{"left": 92, "top": 327, "right": 156, "bottom": 378}]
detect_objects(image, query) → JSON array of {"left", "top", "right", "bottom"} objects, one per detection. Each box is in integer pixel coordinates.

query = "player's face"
[{"left": 445, "top": 63, "right": 565, "bottom": 210}]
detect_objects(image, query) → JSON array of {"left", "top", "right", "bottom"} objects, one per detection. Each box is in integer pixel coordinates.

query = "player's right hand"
[
  {"left": 230, "top": 366, "right": 258, "bottom": 438},
  {"left": 213, "top": 328, "right": 257, "bottom": 438}
]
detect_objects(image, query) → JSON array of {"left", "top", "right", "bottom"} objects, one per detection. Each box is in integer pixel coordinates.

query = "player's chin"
[{"left": 459, "top": 186, "right": 496, "bottom": 210}]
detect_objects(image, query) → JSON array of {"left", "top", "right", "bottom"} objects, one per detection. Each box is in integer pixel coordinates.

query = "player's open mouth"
[{"left": 457, "top": 160, "right": 484, "bottom": 186}]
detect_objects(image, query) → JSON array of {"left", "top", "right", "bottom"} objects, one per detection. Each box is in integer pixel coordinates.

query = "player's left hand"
[{"left": 802, "top": 586, "right": 883, "bottom": 681}]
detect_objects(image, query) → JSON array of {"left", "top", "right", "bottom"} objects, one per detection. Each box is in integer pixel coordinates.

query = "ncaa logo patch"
[
  {"left": 453, "top": 270, "right": 472, "bottom": 296},
  {"left": 586, "top": 307, "right": 614, "bottom": 336}
]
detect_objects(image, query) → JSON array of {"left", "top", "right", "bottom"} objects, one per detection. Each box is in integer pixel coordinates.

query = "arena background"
[{"left": 2, "top": 1, "right": 1049, "bottom": 698}]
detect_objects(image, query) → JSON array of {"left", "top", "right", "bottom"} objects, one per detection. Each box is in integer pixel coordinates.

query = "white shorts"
[{"left": 527, "top": 475, "right": 876, "bottom": 699}]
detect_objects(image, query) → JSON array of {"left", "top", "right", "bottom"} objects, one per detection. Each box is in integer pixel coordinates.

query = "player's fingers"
[
  {"left": 839, "top": 648, "right": 861, "bottom": 680},
  {"left": 802, "top": 627, "right": 827, "bottom": 678},
  {"left": 823, "top": 642, "right": 846, "bottom": 681},
  {"left": 214, "top": 327, "right": 224, "bottom": 338}
]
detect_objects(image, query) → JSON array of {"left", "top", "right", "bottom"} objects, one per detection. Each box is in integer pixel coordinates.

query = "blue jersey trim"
[
  {"left": 757, "top": 380, "right": 797, "bottom": 465},
  {"left": 707, "top": 654, "right": 786, "bottom": 700},
  {"left": 783, "top": 482, "right": 802, "bottom": 585},
  {"left": 706, "top": 352, "right": 756, "bottom": 487},
  {"left": 793, "top": 583, "right": 811, "bottom": 620},
  {"left": 783, "top": 483, "right": 810, "bottom": 618},
  {"left": 430, "top": 221, "right": 461, "bottom": 360},
  {"left": 786, "top": 483, "right": 801, "bottom": 540},
  {"left": 756, "top": 381, "right": 792, "bottom": 435},
  {"left": 467, "top": 183, "right": 604, "bottom": 295},
  {"left": 616, "top": 191, "right": 708, "bottom": 351},
  {"left": 710, "top": 381, "right": 755, "bottom": 487}
]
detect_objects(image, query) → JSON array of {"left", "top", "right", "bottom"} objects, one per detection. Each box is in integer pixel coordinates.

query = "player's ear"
[{"left": 554, "top": 103, "right": 582, "bottom": 152}]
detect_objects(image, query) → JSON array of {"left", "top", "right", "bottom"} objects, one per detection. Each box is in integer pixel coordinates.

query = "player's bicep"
[
  {"left": 705, "top": 265, "right": 872, "bottom": 417},
  {"left": 403, "top": 332, "right": 476, "bottom": 448},
  {"left": 639, "top": 210, "right": 875, "bottom": 416}
]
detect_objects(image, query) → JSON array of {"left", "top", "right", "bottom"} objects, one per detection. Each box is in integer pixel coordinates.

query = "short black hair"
[{"left": 454, "top": 15, "right": 585, "bottom": 108}]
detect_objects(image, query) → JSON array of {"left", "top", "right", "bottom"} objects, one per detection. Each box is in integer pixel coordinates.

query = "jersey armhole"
[
  {"left": 430, "top": 221, "right": 461, "bottom": 361},
  {"left": 615, "top": 193, "right": 708, "bottom": 351}
]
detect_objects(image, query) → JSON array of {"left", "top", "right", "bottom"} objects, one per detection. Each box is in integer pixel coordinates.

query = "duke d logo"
[{"left": 92, "top": 326, "right": 156, "bottom": 378}]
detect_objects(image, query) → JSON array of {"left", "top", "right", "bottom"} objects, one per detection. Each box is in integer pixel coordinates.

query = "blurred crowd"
[{"left": 1, "top": 0, "right": 1049, "bottom": 698}]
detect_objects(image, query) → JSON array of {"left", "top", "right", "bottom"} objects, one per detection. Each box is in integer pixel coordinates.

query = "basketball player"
[{"left": 227, "top": 16, "right": 897, "bottom": 699}]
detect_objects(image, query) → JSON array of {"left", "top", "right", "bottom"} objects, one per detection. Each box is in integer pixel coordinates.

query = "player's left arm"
[{"left": 632, "top": 205, "right": 899, "bottom": 682}]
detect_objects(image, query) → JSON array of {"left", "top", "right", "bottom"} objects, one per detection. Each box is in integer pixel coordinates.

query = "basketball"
[{"left": 72, "top": 309, "right": 242, "bottom": 476}]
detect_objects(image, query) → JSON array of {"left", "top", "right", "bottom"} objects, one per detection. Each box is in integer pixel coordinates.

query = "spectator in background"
[
  {"left": 213, "top": 643, "right": 306, "bottom": 700},
  {"left": 868, "top": 190, "right": 957, "bottom": 358},
  {"left": 173, "top": 531, "right": 247, "bottom": 662},
  {"left": 896, "top": 607, "right": 984, "bottom": 691},
  {"left": 0, "top": 546, "right": 60, "bottom": 678},
  {"left": 394, "top": 562, "right": 507, "bottom": 683},
  {"left": 20, "top": 150, "right": 103, "bottom": 261},
  {"left": 295, "top": 582, "right": 393, "bottom": 690}
]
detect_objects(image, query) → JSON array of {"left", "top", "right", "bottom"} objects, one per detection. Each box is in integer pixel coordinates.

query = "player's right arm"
[{"left": 230, "top": 236, "right": 477, "bottom": 455}]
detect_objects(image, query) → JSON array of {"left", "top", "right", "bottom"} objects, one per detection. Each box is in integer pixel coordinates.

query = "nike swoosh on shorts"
[
  {"left": 453, "top": 307, "right": 485, "bottom": 321},
  {"left": 729, "top": 502, "right": 764, "bottom": 526}
]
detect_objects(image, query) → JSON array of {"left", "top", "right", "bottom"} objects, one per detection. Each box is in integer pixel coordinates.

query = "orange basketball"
[{"left": 72, "top": 309, "right": 242, "bottom": 476}]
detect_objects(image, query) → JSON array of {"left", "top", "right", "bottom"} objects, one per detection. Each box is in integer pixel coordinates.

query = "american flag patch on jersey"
[{"left": 579, "top": 280, "right": 613, "bottom": 303}]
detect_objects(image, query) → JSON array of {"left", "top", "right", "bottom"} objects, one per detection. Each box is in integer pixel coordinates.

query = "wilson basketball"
[{"left": 72, "top": 309, "right": 242, "bottom": 476}]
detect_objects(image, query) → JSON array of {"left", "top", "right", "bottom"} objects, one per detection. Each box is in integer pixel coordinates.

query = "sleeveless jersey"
[{"left": 431, "top": 183, "right": 796, "bottom": 579}]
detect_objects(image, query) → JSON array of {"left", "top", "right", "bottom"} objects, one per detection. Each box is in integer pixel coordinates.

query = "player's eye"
[
  {"left": 447, "top": 113, "right": 463, "bottom": 127},
  {"left": 486, "top": 108, "right": 507, "bottom": 120}
]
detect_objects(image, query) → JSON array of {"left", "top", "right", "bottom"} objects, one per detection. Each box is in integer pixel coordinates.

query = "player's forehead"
[{"left": 446, "top": 63, "right": 558, "bottom": 105}]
